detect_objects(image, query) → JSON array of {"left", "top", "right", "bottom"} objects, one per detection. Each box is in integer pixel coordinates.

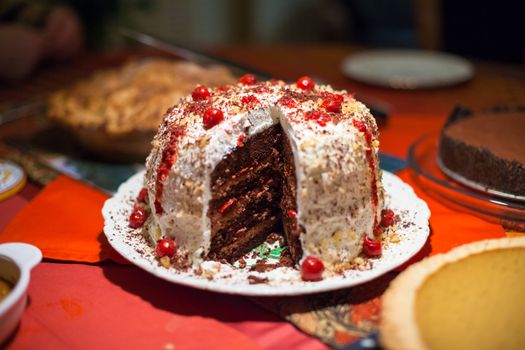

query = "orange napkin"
[{"left": 0, "top": 175, "right": 125, "bottom": 263}]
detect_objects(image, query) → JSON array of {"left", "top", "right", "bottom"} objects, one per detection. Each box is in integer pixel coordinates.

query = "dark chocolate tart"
[{"left": 438, "top": 107, "right": 525, "bottom": 200}]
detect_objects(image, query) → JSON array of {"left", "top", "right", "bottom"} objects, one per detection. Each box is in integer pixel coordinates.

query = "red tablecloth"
[{"left": 8, "top": 262, "right": 328, "bottom": 350}]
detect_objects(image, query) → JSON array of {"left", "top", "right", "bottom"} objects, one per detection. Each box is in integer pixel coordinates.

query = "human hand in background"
[
  {"left": 0, "top": 4, "right": 84, "bottom": 80},
  {"left": 43, "top": 6, "right": 84, "bottom": 62},
  {"left": 0, "top": 24, "right": 45, "bottom": 80}
]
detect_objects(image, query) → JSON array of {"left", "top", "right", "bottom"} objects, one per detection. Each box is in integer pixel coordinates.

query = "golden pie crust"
[{"left": 380, "top": 237, "right": 525, "bottom": 350}]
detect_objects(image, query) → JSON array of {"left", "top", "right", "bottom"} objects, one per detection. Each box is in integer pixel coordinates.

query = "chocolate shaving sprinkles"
[{"left": 247, "top": 275, "right": 270, "bottom": 284}]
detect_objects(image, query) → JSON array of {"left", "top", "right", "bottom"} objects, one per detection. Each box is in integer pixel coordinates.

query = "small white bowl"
[{"left": 0, "top": 243, "right": 42, "bottom": 343}]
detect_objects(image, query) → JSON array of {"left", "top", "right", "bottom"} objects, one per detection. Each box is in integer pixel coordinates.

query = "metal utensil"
[{"left": 0, "top": 98, "right": 46, "bottom": 126}]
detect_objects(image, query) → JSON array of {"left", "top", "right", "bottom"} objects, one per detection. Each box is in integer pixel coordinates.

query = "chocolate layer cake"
[
  {"left": 142, "top": 77, "right": 384, "bottom": 271},
  {"left": 439, "top": 108, "right": 525, "bottom": 196}
]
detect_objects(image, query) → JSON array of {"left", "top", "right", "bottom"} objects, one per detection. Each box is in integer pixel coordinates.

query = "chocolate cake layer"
[
  {"left": 280, "top": 131, "right": 303, "bottom": 261},
  {"left": 210, "top": 156, "right": 281, "bottom": 205},
  {"left": 209, "top": 176, "right": 281, "bottom": 235},
  {"left": 208, "top": 124, "right": 285, "bottom": 262},
  {"left": 211, "top": 125, "right": 282, "bottom": 186},
  {"left": 208, "top": 214, "right": 282, "bottom": 262},
  {"left": 213, "top": 206, "right": 279, "bottom": 242},
  {"left": 207, "top": 123, "right": 305, "bottom": 265}
]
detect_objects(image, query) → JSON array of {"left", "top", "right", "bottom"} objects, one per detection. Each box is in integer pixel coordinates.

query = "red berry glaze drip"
[
  {"left": 239, "top": 73, "right": 257, "bottom": 85},
  {"left": 381, "top": 209, "right": 396, "bottom": 227},
  {"left": 129, "top": 207, "right": 148, "bottom": 228},
  {"left": 154, "top": 128, "right": 184, "bottom": 215},
  {"left": 137, "top": 187, "right": 148, "bottom": 203},
  {"left": 203, "top": 107, "right": 224, "bottom": 129},
  {"left": 192, "top": 85, "right": 211, "bottom": 100},
  {"left": 321, "top": 93, "right": 344, "bottom": 113},
  {"left": 301, "top": 256, "right": 325, "bottom": 281},
  {"left": 352, "top": 118, "right": 379, "bottom": 227},
  {"left": 327, "top": 93, "right": 344, "bottom": 102},
  {"left": 185, "top": 99, "right": 211, "bottom": 116},
  {"left": 296, "top": 76, "right": 315, "bottom": 90},
  {"left": 155, "top": 238, "right": 177, "bottom": 258},
  {"left": 352, "top": 119, "right": 372, "bottom": 143},
  {"left": 218, "top": 198, "right": 237, "bottom": 215},
  {"left": 363, "top": 236, "right": 382, "bottom": 257},
  {"left": 304, "top": 111, "right": 331, "bottom": 127},
  {"left": 241, "top": 95, "right": 260, "bottom": 108},
  {"left": 322, "top": 99, "right": 342, "bottom": 113},
  {"left": 215, "top": 84, "right": 231, "bottom": 93},
  {"left": 277, "top": 95, "right": 297, "bottom": 108},
  {"left": 373, "top": 226, "right": 383, "bottom": 237},
  {"left": 237, "top": 134, "right": 246, "bottom": 148},
  {"left": 287, "top": 209, "right": 297, "bottom": 219}
]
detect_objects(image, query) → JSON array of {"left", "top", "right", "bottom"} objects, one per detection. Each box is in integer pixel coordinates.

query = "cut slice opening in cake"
[{"left": 207, "top": 121, "right": 304, "bottom": 264}]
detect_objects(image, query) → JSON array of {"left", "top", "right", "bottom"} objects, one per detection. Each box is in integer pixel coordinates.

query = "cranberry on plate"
[
  {"left": 381, "top": 209, "right": 396, "bottom": 227},
  {"left": 363, "top": 236, "right": 382, "bottom": 257},
  {"left": 155, "top": 238, "right": 177, "bottom": 258},
  {"left": 301, "top": 256, "right": 324, "bottom": 281},
  {"left": 129, "top": 207, "right": 148, "bottom": 229}
]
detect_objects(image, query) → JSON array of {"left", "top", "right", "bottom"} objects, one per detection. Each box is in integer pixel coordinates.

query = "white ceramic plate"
[
  {"left": 341, "top": 49, "right": 473, "bottom": 89},
  {"left": 102, "top": 171, "right": 430, "bottom": 296}
]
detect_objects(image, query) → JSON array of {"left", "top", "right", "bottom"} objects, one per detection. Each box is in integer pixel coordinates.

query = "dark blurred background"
[
  {"left": 69, "top": 0, "right": 524, "bottom": 63},
  {"left": 0, "top": 0, "right": 523, "bottom": 82}
]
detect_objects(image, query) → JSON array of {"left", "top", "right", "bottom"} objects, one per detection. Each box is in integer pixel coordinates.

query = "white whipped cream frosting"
[{"left": 143, "top": 81, "right": 383, "bottom": 269}]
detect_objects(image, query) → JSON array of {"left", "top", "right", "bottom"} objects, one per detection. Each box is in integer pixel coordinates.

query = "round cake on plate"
[{"left": 132, "top": 75, "right": 388, "bottom": 275}]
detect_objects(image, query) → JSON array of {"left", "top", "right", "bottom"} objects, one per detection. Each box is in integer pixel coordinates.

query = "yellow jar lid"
[{"left": 0, "top": 160, "right": 26, "bottom": 201}]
